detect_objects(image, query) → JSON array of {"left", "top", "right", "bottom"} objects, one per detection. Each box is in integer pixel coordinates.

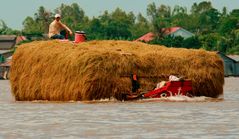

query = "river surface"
[{"left": 0, "top": 78, "right": 239, "bottom": 139}]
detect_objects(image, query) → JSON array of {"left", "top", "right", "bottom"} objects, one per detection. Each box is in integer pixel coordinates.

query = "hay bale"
[{"left": 10, "top": 40, "right": 224, "bottom": 101}]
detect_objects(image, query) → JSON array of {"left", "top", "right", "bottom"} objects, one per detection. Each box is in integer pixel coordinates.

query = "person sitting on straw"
[{"left": 48, "top": 14, "right": 73, "bottom": 39}]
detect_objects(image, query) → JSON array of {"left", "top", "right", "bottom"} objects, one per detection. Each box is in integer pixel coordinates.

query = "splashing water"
[{"left": 80, "top": 95, "right": 223, "bottom": 104}]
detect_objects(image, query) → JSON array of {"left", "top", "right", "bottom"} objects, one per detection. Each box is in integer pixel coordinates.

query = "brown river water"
[{"left": 0, "top": 78, "right": 239, "bottom": 139}]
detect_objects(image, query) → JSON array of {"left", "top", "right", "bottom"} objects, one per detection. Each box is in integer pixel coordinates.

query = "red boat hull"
[
  {"left": 125, "top": 80, "right": 193, "bottom": 100},
  {"left": 143, "top": 80, "right": 193, "bottom": 98}
]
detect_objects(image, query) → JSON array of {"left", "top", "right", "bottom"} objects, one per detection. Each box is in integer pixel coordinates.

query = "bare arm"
[{"left": 59, "top": 22, "right": 73, "bottom": 35}]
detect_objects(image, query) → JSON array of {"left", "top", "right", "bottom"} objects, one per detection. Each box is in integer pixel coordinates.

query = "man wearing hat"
[{"left": 48, "top": 14, "right": 73, "bottom": 39}]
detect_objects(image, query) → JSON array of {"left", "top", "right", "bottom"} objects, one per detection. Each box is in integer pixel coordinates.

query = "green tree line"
[{"left": 0, "top": 1, "right": 239, "bottom": 54}]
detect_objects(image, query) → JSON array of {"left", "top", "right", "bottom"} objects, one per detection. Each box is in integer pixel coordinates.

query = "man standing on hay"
[{"left": 48, "top": 14, "right": 73, "bottom": 39}]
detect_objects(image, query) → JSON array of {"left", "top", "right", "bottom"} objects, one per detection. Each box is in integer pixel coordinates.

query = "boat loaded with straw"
[{"left": 10, "top": 40, "right": 224, "bottom": 101}]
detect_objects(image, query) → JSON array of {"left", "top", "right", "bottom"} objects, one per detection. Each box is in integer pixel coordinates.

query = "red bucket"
[{"left": 75, "top": 31, "right": 86, "bottom": 43}]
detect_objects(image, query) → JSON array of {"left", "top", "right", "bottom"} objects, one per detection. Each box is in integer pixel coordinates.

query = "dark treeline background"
[{"left": 0, "top": 1, "right": 239, "bottom": 54}]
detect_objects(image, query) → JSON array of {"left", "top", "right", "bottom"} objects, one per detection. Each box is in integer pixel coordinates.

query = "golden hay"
[{"left": 10, "top": 40, "right": 224, "bottom": 101}]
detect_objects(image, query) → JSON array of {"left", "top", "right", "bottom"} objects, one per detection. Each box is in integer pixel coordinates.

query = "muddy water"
[{"left": 0, "top": 78, "right": 239, "bottom": 139}]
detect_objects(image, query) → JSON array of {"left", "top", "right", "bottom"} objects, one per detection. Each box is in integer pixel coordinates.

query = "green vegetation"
[
  {"left": 0, "top": 20, "right": 20, "bottom": 35},
  {"left": 0, "top": 1, "right": 239, "bottom": 54}
]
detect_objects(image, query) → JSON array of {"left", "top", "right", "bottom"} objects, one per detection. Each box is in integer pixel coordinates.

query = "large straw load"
[{"left": 10, "top": 40, "right": 224, "bottom": 101}]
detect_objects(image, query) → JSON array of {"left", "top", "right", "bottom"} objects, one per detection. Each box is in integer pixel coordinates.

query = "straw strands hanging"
[{"left": 10, "top": 40, "right": 224, "bottom": 101}]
